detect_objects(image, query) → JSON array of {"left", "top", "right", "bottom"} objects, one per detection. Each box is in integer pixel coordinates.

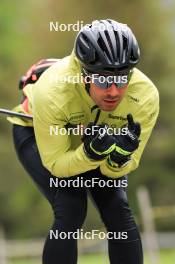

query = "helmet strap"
[{"left": 85, "top": 82, "right": 90, "bottom": 95}]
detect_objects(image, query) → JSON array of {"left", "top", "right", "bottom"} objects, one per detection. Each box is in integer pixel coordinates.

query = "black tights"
[{"left": 13, "top": 125, "right": 143, "bottom": 264}]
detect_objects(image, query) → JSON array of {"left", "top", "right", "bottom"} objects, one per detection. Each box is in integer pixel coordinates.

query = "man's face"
[{"left": 89, "top": 82, "right": 128, "bottom": 111}]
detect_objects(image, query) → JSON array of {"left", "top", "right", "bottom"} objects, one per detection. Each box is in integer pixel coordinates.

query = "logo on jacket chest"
[
  {"left": 108, "top": 114, "right": 127, "bottom": 121},
  {"left": 69, "top": 112, "right": 85, "bottom": 123}
]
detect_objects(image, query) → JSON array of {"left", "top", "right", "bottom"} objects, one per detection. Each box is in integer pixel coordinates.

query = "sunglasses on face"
[{"left": 82, "top": 68, "right": 132, "bottom": 89}]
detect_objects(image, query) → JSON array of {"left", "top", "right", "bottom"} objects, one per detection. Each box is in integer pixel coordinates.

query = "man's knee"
[
  {"left": 99, "top": 190, "right": 134, "bottom": 230},
  {"left": 52, "top": 188, "right": 87, "bottom": 230}
]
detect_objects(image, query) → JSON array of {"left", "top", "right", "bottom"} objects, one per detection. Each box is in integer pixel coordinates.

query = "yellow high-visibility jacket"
[{"left": 8, "top": 51, "right": 159, "bottom": 178}]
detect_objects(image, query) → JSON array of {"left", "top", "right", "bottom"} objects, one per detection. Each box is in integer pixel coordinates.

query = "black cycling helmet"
[{"left": 75, "top": 19, "right": 140, "bottom": 74}]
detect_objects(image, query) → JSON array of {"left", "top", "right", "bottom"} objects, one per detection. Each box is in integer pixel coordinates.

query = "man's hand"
[
  {"left": 107, "top": 114, "right": 141, "bottom": 168},
  {"left": 82, "top": 123, "right": 116, "bottom": 160}
]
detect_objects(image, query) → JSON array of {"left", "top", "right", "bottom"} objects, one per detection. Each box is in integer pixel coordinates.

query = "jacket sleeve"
[
  {"left": 32, "top": 89, "right": 104, "bottom": 178},
  {"left": 100, "top": 90, "right": 159, "bottom": 179}
]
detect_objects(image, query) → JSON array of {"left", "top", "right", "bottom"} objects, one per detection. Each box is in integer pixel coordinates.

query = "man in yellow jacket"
[{"left": 8, "top": 19, "right": 159, "bottom": 264}]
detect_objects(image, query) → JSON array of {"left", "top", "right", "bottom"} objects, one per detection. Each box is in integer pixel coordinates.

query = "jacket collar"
[
  {"left": 70, "top": 50, "right": 109, "bottom": 121},
  {"left": 70, "top": 50, "right": 97, "bottom": 110}
]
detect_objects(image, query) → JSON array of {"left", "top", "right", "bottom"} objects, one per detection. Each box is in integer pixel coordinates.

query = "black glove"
[
  {"left": 82, "top": 123, "right": 116, "bottom": 161},
  {"left": 107, "top": 114, "right": 141, "bottom": 168},
  {"left": 81, "top": 122, "right": 99, "bottom": 147}
]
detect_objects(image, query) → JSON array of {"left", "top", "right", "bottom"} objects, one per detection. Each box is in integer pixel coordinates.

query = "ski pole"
[{"left": 0, "top": 108, "right": 33, "bottom": 120}]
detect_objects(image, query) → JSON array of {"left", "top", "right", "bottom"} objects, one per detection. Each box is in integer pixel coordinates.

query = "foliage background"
[{"left": 0, "top": 0, "right": 175, "bottom": 239}]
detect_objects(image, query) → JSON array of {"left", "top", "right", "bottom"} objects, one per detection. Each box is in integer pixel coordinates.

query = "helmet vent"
[{"left": 97, "top": 34, "right": 112, "bottom": 62}]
